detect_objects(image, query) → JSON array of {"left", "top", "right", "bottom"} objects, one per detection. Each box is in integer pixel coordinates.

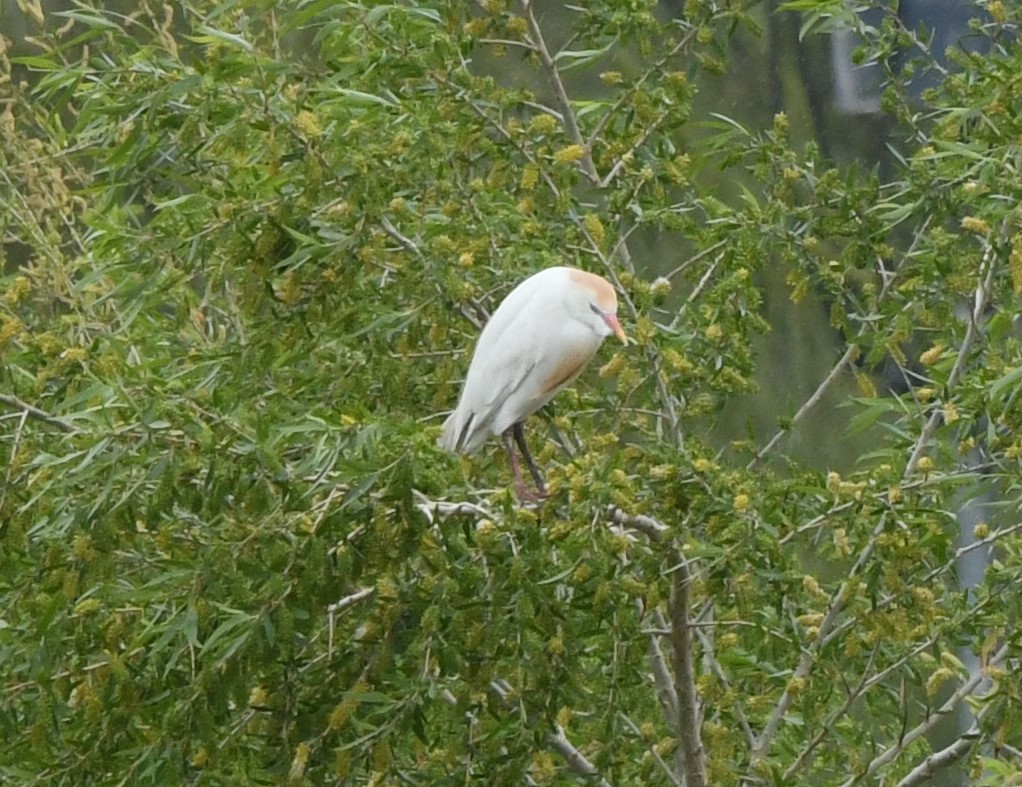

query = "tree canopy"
[{"left": 2, "top": 0, "right": 1021, "bottom": 784}]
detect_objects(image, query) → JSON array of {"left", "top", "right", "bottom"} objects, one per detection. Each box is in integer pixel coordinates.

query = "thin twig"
[
  {"left": 586, "top": 27, "right": 698, "bottom": 148},
  {"left": 478, "top": 37, "right": 537, "bottom": 51},
  {"left": 0, "top": 409, "right": 29, "bottom": 515},
  {"left": 490, "top": 677, "right": 613, "bottom": 787},
  {"left": 599, "top": 109, "right": 671, "bottom": 188},
  {"left": 663, "top": 240, "right": 728, "bottom": 284},
  {"left": 610, "top": 507, "right": 670, "bottom": 540},
  {"left": 841, "top": 643, "right": 1007, "bottom": 786},
  {"left": 328, "top": 587, "right": 375, "bottom": 657},
  {"left": 694, "top": 623, "right": 757, "bottom": 749},
  {"left": 412, "top": 490, "right": 496, "bottom": 523},
  {"left": 905, "top": 239, "right": 996, "bottom": 476},
  {"left": 327, "top": 587, "right": 375, "bottom": 615},
  {"left": 748, "top": 342, "right": 859, "bottom": 470},
  {"left": 518, "top": 0, "right": 599, "bottom": 184},
  {"left": 617, "top": 712, "right": 684, "bottom": 787},
  {"left": 782, "top": 642, "right": 882, "bottom": 779},
  {"left": 380, "top": 215, "right": 424, "bottom": 259},
  {"left": 752, "top": 512, "right": 890, "bottom": 765},
  {"left": 0, "top": 393, "right": 77, "bottom": 432}
]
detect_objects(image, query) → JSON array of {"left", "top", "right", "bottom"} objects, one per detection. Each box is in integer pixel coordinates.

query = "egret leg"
[
  {"left": 512, "top": 422, "right": 548, "bottom": 498},
  {"left": 501, "top": 427, "right": 534, "bottom": 502}
]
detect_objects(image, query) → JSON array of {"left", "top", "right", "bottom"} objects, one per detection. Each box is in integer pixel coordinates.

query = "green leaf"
[
  {"left": 990, "top": 365, "right": 1022, "bottom": 399},
  {"left": 185, "top": 26, "right": 255, "bottom": 52},
  {"left": 331, "top": 87, "right": 399, "bottom": 108},
  {"left": 52, "top": 9, "right": 122, "bottom": 30},
  {"left": 554, "top": 40, "right": 616, "bottom": 71}
]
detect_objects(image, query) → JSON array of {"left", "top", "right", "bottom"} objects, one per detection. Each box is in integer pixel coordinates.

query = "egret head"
[{"left": 567, "top": 268, "right": 627, "bottom": 344}]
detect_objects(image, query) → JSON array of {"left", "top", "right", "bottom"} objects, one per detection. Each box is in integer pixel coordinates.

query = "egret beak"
[{"left": 604, "top": 313, "right": 627, "bottom": 344}]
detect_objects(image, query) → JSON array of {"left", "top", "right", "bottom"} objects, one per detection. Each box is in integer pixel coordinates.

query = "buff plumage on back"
[{"left": 439, "top": 266, "right": 614, "bottom": 455}]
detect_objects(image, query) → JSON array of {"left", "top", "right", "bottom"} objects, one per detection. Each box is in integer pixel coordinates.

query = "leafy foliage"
[{"left": 2, "top": 0, "right": 1022, "bottom": 784}]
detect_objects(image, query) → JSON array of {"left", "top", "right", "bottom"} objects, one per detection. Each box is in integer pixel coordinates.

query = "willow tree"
[{"left": 2, "top": 0, "right": 1021, "bottom": 784}]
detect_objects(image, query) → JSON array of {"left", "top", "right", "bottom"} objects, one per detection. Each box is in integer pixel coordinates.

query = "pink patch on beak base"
[{"left": 604, "top": 313, "right": 627, "bottom": 344}]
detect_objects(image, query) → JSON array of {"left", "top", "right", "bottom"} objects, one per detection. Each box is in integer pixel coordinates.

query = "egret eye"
[{"left": 589, "top": 303, "right": 602, "bottom": 316}]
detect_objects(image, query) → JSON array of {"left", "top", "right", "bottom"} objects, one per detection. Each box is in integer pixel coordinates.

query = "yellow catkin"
[
  {"left": 554, "top": 144, "right": 585, "bottom": 164},
  {"left": 1010, "top": 233, "right": 1022, "bottom": 295}
]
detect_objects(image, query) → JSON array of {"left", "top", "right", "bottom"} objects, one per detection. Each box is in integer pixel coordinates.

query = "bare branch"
[
  {"left": 548, "top": 726, "right": 613, "bottom": 787},
  {"left": 669, "top": 541, "right": 708, "bottom": 787},
  {"left": 905, "top": 239, "right": 997, "bottom": 476},
  {"left": 617, "top": 712, "right": 684, "bottom": 787},
  {"left": 694, "top": 623, "right": 756, "bottom": 749},
  {"left": 840, "top": 643, "right": 1007, "bottom": 786},
  {"left": 327, "top": 587, "right": 375, "bottom": 615},
  {"left": 663, "top": 240, "right": 728, "bottom": 286},
  {"left": 490, "top": 677, "right": 613, "bottom": 787},
  {"left": 517, "top": 0, "right": 599, "bottom": 184},
  {"left": 610, "top": 506, "right": 670, "bottom": 541},
  {"left": 0, "top": 393, "right": 77, "bottom": 432},
  {"left": 747, "top": 343, "right": 858, "bottom": 470},
  {"left": 380, "top": 215, "right": 424, "bottom": 259},
  {"left": 327, "top": 587, "right": 375, "bottom": 658},
  {"left": 894, "top": 729, "right": 980, "bottom": 787},
  {"left": 413, "top": 490, "right": 496, "bottom": 523},
  {"left": 648, "top": 609, "right": 680, "bottom": 724}
]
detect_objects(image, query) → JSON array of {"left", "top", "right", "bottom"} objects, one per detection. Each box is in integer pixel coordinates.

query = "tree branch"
[
  {"left": 380, "top": 215, "right": 424, "bottom": 259},
  {"left": 749, "top": 215, "right": 932, "bottom": 467},
  {"left": 668, "top": 540, "right": 708, "bottom": 787},
  {"left": 517, "top": 0, "right": 599, "bottom": 184},
  {"left": 547, "top": 726, "right": 613, "bottom": 787},
  {"left": 612, "top": 507, "right": 706, "bottom": 787},
  {"left": 648, "top": 609, "right": 680, "bottom": 724},
  {"left": 610, "top": 506, "right": 670, "bottom": 540},
  {"left": 0, "top": 408, "right": 29, "bottom": 516},
  {"left": 0, "top": 393, "right": 77, "bottom": 432},
  {"left": 747, "top": 343, "right": 858, "bottom": 470},
  {"left": 490, "top": 677, "right": 613, "bottom": 787},
  {"left": 904, "top": 238, "right": 996, "bottom": 476},
  {"left": 782, "top": 642, "right": 882, "bottom": 778},
  {"left": 327, "top": 587, "right": 375, "bottom": 657},
  {"left": 894, "top": 729, "right": 981, "bottom": 787},
  {"left": 840, "top": 642, "right": 1007, "bottom": 786},
  {"left": 412, "top": 490, "right": 496, "bottom": 523},
  {"left": 617, "top": 711, "right": 684, "bottom": 787}
]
